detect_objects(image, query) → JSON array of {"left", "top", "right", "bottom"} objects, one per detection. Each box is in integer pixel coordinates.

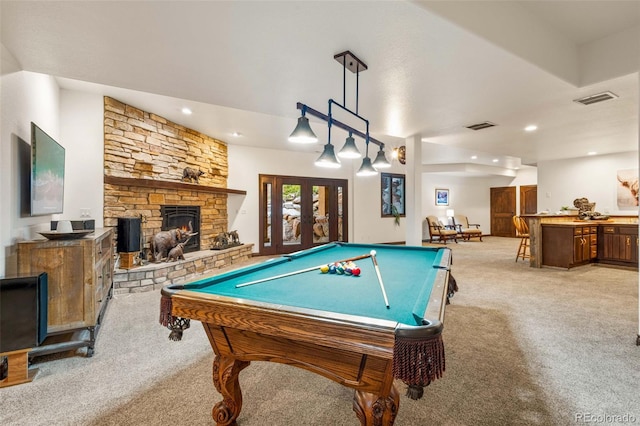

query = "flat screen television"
[{"left": 30, "top": 122, "right": 65, "bottom": 216}]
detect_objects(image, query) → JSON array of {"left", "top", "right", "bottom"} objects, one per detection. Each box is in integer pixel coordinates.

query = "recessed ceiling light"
[
  {"left": 492, "top": 159, "right": 499, "bottom": 163},
  {"left": 471, "top": 155, "right": 478, "bottom": 160},
  {"left": 181, "top": 107, "right": 192, "bottom": 115},
  {"left": 231, "top": 132, "right": 242, "bottom": 137},
  {"left": 587, "top": 151, "right": 597, "bottom": 156},
  {"left": 524, "top": 125, "right": 537, "bottom": 132}
]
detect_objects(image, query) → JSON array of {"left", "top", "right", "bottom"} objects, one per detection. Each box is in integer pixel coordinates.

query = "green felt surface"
[{"left": 183, "top": 243, "right": 447, "bottom": 326}]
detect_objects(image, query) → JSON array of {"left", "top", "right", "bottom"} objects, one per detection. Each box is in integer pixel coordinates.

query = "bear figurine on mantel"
[{"left": 182, "top": 167, "right": 204, "bottom": 183}]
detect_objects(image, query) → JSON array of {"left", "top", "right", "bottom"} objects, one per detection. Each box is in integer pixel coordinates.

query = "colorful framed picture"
[
  {"left": 435, "top": 188, "right": 449, "bottom": 206},
  {"left": 381, "top": 173, "right": 405, "bottom": 217}
]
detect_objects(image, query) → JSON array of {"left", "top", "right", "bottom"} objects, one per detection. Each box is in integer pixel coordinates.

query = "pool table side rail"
[{"left": 168, "top": 290, "right": 399, "bottom": 358}]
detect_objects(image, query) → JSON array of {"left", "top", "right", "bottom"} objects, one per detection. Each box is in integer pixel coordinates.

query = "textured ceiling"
[{"left": 1, "top": 1, "right": 638, "bottom": 175}]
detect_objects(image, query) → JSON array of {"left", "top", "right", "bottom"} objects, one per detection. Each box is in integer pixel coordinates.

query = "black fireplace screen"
[{"left": 160, "top": 205, "right": 200, "bottom": 252}]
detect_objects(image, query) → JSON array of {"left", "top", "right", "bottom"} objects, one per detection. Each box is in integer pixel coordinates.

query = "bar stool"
[{"left": 513, "top": 216, "right": 530, "bottom": 262}]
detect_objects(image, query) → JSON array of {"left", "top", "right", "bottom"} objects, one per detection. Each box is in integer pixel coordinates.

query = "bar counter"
[{"left": 522, "top": 214, "right": 638, "bottom": 268}]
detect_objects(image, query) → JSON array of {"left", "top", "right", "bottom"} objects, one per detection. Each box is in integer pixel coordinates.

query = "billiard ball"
[
  {"left": 351, "top": 267, "right": 361, "bottom": 276},
  {"left": 329, "top": 264, "right": 337, "bottom": 274},
  {"left": 320, "top": 265, "right": 330, "bottom": 274}
]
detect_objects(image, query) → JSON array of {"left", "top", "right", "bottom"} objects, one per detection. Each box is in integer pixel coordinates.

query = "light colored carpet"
[{"left": 1, "top": 237, "right": 638, "bottom": 425}]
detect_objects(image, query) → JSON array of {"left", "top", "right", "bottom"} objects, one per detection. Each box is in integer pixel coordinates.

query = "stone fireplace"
[
  {"left": 102, "top": 96, "right": 240, "bottom": 254},
  {"left": 160, "top": 205, "right": 200, "bottom": 252},
  {"left": 103, "top": 96, "right": 253, "bottom": 293}
]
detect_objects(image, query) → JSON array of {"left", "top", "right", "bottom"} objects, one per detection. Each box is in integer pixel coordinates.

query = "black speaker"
[
  {"left": 117, "top": 217, "right": 141, "bottom": 253},
  {"left": 0, "top": 273, "right": 48, "bottom": 353}
]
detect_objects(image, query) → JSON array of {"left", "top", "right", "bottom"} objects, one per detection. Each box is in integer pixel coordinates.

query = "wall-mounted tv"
[{"left": 30, "top": 122, "right": 65, "bottom": 216}]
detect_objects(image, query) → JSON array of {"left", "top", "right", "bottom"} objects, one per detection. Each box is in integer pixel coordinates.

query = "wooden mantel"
[{"left": 104, "top": 176, "right": 246, "bottom": 195}]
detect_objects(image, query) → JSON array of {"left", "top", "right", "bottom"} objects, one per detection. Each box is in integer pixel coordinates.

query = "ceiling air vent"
[
  {"left": 466, "top": 121, "right": 496, "bottom": 131},
  {"left": 573, "top": 91, "right": 618, "bottom": 106}
]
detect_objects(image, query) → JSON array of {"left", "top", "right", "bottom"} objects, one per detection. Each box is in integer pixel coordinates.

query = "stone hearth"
[{"left": 113, "top": 243, "right": 254, "bottom": 294}]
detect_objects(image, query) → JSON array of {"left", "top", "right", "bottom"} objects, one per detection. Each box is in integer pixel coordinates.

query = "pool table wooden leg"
[
  {"left": 211, "top": 355, "right": 250, "bottom": 426},
  {"left": 352, "top": 385, "right": 400, "bottom": 426}
]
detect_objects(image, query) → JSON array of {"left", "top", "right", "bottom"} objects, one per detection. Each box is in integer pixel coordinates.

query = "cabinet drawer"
[
  {"left": 590, "top": 227, "right": 598, "bottom": 234},
  {"left": 590, "top": 234, "right": 597, "bottom": 244},
  {"left": 619, "top": 226, "right": 638, "bottom": 235},
  {"left": 574, "top": 227, "right": 582, "bottom": 236},
  {"left": 603, "top": 226, "right": 616, "bottom": 233}
]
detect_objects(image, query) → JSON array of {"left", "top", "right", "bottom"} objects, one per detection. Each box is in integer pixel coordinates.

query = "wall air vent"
[
  {"left": 465, "top": 121, "right": 496, "bottom": 131},
  {"left": 573, "top": 91, "right": 618, "bottom": 106}
]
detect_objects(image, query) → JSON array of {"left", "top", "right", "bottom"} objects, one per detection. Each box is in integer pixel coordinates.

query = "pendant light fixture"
[
  {"left": 337, "top": 133, "right": 361, "bottom": 159},
  {"left": 356, "top": 138, "right": 378, "bottom": 176},
  {"left": 288, "top": 106, "right": 318, "bottom": 144},
  {"left": 314, "top": 124, "right": 341, "bottom": 168},
  {"left": 372, "top": 145, "right": 391, "bottom": 169},
  {"left": 290, "top": 51, "right": 392, "bottom": 175}
]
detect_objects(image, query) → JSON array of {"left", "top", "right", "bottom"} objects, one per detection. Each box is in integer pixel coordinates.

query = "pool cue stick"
[
  {"left": 370, "top": 250, "right": 390, "bottom": 309},
  {"left": 235, "top": 253, "right": 373, "bottom": 288}
]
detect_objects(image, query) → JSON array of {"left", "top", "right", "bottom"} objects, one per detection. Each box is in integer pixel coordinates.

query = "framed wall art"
[
  {"left": 616, "top": 169, "right": 639, "bottom": 209},
  {"left": 435, "top": 188, "right": 449, "bottom": 206},
  {"left": 381, "top": 173, "right": 405, "bottom": 217}
]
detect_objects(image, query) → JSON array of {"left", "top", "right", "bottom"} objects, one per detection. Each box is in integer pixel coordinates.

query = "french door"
[{"left": 259, "top": 175, "right": 348, "bottom": 255}]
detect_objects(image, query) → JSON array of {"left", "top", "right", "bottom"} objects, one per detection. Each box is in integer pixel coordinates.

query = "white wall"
[
  {"left": 1, "top": 63, "right": 61, "bottom": 276},
  {"left": 421, "top": 167, "right": 539, "bottom": 240},
  {"left": 538, "top": 152, "right": 639, "bottom": 215},
  {"left": 60, "top": 90, "right": 105, "bottom": 225},
  {"left": 422, "top": 174, "right": 493, "bottom": 239},
  {"left": 227, "top": 145, "right": 408, "bottom": 251}
]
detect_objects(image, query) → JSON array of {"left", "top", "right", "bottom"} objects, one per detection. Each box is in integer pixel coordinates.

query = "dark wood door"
[
  {"left": 520, "top": 185, "right": 537, "bottom": 215},
  {"left": 259, "top": 175, "right": 347, "bottom": 255},
  {"left": 490, "top": 186, "right": 516, "bottom": 237}
]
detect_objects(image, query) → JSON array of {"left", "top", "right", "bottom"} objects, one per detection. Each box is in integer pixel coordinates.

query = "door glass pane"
[
  {"left": 313, "top": 185, "right": 330, "bottom": 243},
  {"left": 282, "top": 184, "right": 301, "bottom": 246},
  {"left": 263, "top": 182, "right": 272, "bottom": 247},
  {"left": 337, "top": 186, "right": 344, "bottom": 241}
]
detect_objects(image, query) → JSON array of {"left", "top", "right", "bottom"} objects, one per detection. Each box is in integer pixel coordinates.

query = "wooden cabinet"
[
  {"left": 598, "top": 225, "right": 639, "bottom": 268},
  {"left": 17, "top": 228, "right": 114, "bottom": 356},
  {"left": 542, "top": 224, "right": 597, "bottom": 269}
]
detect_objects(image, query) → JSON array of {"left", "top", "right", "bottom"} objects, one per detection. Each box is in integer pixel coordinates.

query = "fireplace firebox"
[{"left": 160, "top": 206, "right": 200, "bottom": 252}]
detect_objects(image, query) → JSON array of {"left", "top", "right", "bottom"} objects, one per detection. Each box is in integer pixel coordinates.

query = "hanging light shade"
[
  {"left": 356, "top": 156, "right": 378, "bottom": 176},
  {"left": 293, "top": 51, "right": 388, "bottom": 175},
  {"left": 288, "top": 115, "right": 318, "bottom": 144},
  {"left": 372, "top": 147, "right": 391, "bottom": 169},
  {"left": 315, "top": 143, "right": 341, "bottom": 168},
  {"left": 338, "top": 134, "right": 361, "bottom": 158}
]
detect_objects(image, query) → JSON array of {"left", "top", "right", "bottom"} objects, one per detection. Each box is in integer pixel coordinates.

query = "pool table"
[{"left": 160, "top": 242, "right": 455, "bottom": 426}]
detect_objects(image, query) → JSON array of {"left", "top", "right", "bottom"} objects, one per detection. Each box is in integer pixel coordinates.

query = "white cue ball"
[{"left": 370, "top": 250, "right": 376, "bottom": 256}]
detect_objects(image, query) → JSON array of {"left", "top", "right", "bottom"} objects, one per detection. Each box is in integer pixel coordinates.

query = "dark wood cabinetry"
[
  {"left": 598, "top": 225, "right": 639, "bottom": 268},
  {"left": 17, "top": 228, "right": 114, "bottom": 356},
  {"left": 542, "top": 223, "right": 638, "bottom": 269},
  {"left": 542, "top": 224, "right": 597, "bottom": 269}
]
